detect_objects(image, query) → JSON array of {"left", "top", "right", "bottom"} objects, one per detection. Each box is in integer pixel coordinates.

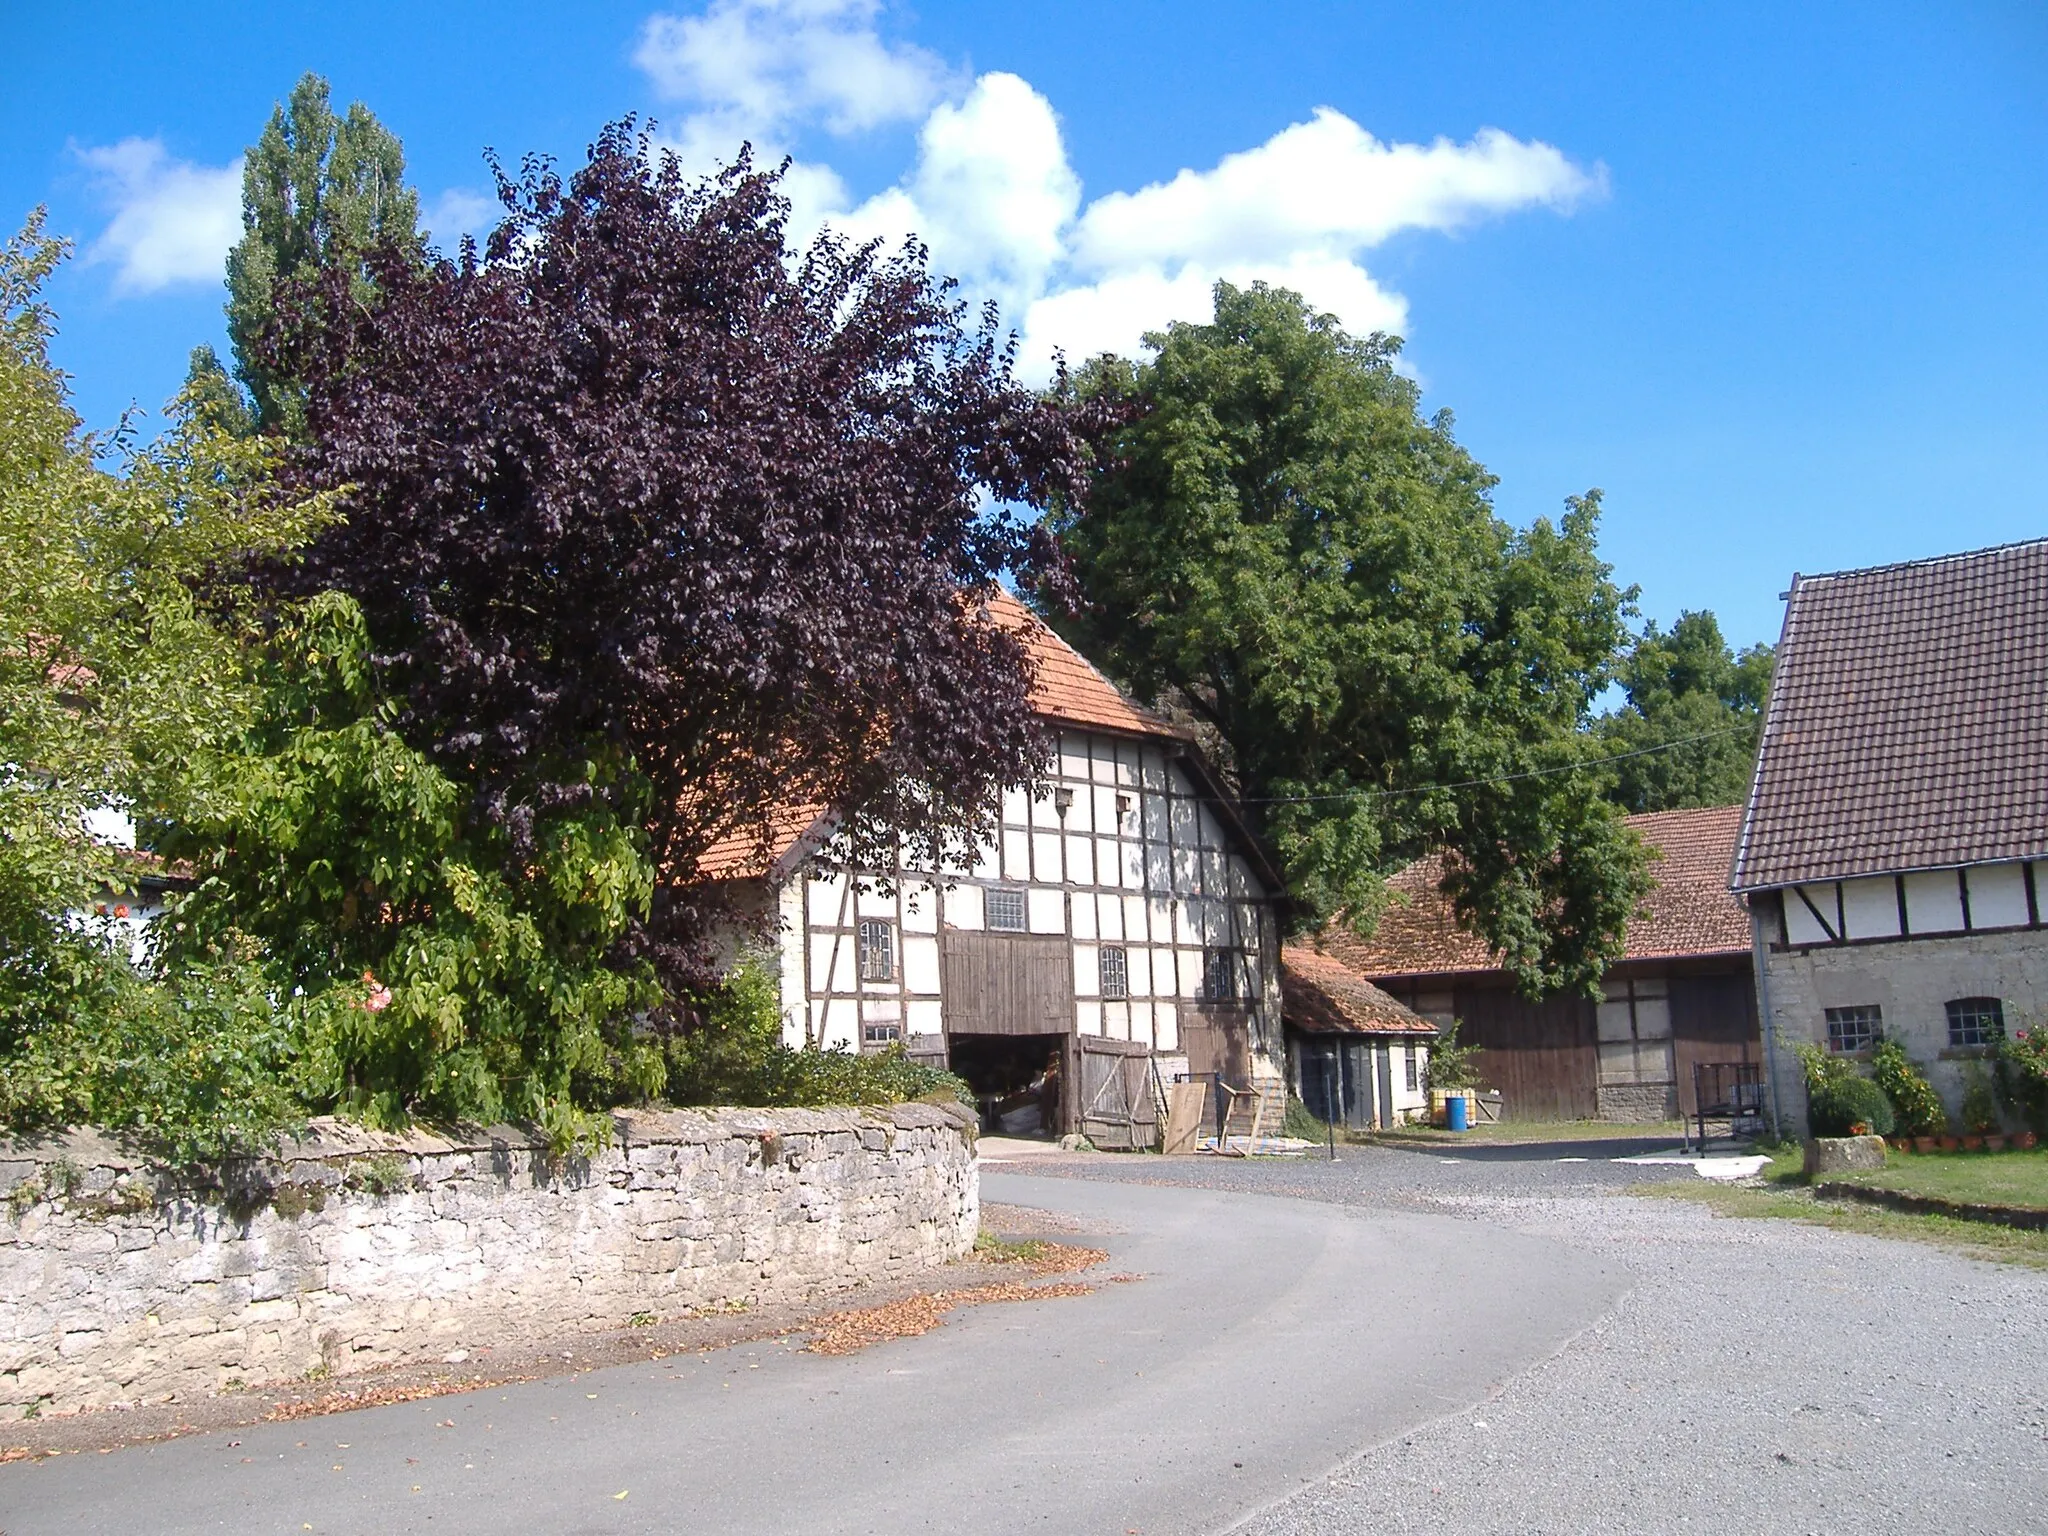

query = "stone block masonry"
[{"left": 0, "top": 1104, "right": 976, "bottom": 1420}]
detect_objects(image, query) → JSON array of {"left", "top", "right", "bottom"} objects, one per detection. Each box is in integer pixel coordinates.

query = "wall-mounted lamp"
[{"left": 1053, "top": 787, "right": 1074, "bottom": 819}]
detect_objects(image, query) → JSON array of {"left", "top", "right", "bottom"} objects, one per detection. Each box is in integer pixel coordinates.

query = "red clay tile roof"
[
  {"left": 1731, "top": 538, "right": 2048, "bottom": 891},
  {"left": 692, "top": 801, "right": 834, "bottom": 881},
  {"left": 1281, "top": 946, "right": 1438, "bottom": 1035},
  {"left": 984, "top": 590, "right": 1188, "bottom": 742},
  {"left": 1317, "top": 805, "right": 1753, "bottom": 980},
  {"left": 692, "top": 591, "right": 1185, "bottom": 881}
]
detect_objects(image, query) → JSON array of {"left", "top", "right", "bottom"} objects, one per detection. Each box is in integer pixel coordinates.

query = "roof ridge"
[{"left": 1788, "top": 534, "right": 2048, "bottom": 590}]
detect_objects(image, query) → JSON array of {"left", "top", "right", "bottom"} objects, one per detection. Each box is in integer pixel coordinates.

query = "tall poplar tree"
[{"left": 225, "top": 73, "right": 421, "bottom": 436}]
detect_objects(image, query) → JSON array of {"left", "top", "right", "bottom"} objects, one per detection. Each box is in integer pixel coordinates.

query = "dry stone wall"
[{"left": 0, "top": 1104, "right": 976, "bottom": 1420}]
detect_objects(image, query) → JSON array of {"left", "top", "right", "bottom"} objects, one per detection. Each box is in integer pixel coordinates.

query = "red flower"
[{"left": 112, "top": 903, "right": 130, "bottom": 920}]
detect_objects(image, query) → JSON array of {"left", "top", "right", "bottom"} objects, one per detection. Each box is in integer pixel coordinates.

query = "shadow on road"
[{"left": 1379, "top": 1135, "right": 1727, "bottom": 1163}]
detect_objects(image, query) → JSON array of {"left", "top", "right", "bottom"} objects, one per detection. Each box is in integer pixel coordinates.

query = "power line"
[{"left": 1221, "top": 724, "right": 1753, "bottom": 806}]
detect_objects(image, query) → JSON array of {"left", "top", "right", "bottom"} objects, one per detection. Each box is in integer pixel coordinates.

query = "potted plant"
[
  {"left": 1960, "top": 1062, "right": 2001, "bottom": 1150},
  {"left": 1872, "top": 1039, "right": 1948, "bottom": 1153}
]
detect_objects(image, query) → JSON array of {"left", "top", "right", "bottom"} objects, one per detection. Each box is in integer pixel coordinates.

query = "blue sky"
[{"left": 11, "top": 0, "right": 2046, "bottom": 649}]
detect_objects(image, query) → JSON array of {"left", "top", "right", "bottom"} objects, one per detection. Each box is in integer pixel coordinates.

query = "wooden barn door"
[
  {"left": 939, "top": 932, "right": 1074, "bottom": 1036},
  {"left": 1455, "top": 986, "right": 1598, "bottom": 1120},
  {"left": 1076, "top": 1036, "right": 1158, "bottom": 1150}
]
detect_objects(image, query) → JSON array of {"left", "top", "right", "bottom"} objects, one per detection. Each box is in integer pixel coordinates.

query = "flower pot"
[
  {"left": 1984, "top": 1135, "right": 2008, "bottom": 1152},
  {"left": 2013, "top": 1132, "right": 2039, "bottom": 1150},
  {"left": 1962, "top": 1135, "right": 1985, "bottom": 1151},
  {"left": 1939, "top": 1135, "right": 1962, "bottom": 1151},
  {"left": 1913, "top": 1137, "right": 1940, "bottom": 1153}
]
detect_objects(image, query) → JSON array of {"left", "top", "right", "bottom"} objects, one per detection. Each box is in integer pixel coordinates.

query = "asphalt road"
[{"left": 0, "top": 1170, "right": 1624, "bottom": 1536}]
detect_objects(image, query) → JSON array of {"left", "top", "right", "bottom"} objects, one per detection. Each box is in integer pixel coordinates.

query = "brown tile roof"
[
  {"left": 1317, "top": 805, "right": 1753, "bottom": 980},
  {"left": 1731, "top": 539, "right": 2048, "bottom": 891},
  {"left": 693, "top": 590, "right": 1187, "bottom": 881},
  {"left": 1281, "top": 946, "right": 1438, "bottom": 1035}
]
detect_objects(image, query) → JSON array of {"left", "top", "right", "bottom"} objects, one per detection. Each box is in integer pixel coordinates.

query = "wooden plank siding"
[
  {"left": 1385, "top": 955, "right": 1759, "bottom": 1122},
  {"left": 938, "top": 932, "right": 1074, "bottom": 1036}
]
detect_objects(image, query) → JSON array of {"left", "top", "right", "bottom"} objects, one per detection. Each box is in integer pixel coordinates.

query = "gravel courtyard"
[{"left": 1013, "top": 1141, "right": 2048, "bottom": 1536}]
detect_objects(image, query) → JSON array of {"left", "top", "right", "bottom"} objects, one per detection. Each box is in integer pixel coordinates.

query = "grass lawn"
[
  {"left": 1370, "top": 1118, "right": 1688, "bottom": 1146},
  {"left": 1833, "top": 1149, "right": 2048, "bottom": 1209},
  {"left": 1639, "top": 1142, "right": 2048, "bottom": 1269}
]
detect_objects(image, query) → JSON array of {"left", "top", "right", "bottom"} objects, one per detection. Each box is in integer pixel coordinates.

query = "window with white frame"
[
  {"left": 1946, "top": 996, "right": 2004, "bottom": 1049},
  {"left": 1099, "top": 945, "right": 1129, "bottom": 1000},
  {"left": 986, "top": 887, "right": 1027, "bottom": 932},
  {"left": 1824, "top": 1004, "right": 1880, "bottom": 1054},
  {"left": 857, "top": 919, "right": 895, "bottom": 982},
  {"left": 1404, "top": 1044, "right": 1419, "bottom": 1093}
]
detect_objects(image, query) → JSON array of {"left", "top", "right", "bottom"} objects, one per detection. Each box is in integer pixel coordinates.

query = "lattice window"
[
  {"left": 1946, "top": 996, "right": 2005, "bottom": 1049},
  {"left": 1099, "top": 945, "right": 1129, "bottom": 1001},
  {"left": 1824, "top": 1005, "right": 1881, "bottom": 1054},
  {"left": 862, "top": 1020, "right": 903, "bottom": 1048},
  {"left": 986, "top": 887, "right": 1027, "bottom": 932},
  {"left": 1404, "top": 1045, "right": 1419, "bottom": 1093},
  {"left": 1201, "top": 946, "right": 1240, "bottom": 1003},
  {"left": 857, "top": 919, "right": 895, "bottom": 982}
]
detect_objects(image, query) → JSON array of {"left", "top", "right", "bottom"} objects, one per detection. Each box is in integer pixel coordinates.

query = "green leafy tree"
[
  {"left": 225, "top": 72, "right": 421, "bottom": 436},
  {"left": 1597, "top": 610, "right": 1773, "bottom": 812},
  {"left": 0, "top": 213, "right": 329, "bottom": 981},
  {"left": 155, "top": 594, "right": 666, "bottom": 1149},
  {"left": 0, "top": 216, "right": 327, "bottom": 1158},
  {"left": 1050, "top": 282, "right": 1653, "bottom": 995}
]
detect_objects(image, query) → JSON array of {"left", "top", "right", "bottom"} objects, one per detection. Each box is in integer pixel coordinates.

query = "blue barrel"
[{"left": 1446, "top": 1093, "right": 1469, "bottom": 1132}]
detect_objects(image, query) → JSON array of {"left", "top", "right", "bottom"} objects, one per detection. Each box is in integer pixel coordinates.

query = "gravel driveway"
[{"left": 1018, "top": 1141, "right": 2048, "bottom": 1536}]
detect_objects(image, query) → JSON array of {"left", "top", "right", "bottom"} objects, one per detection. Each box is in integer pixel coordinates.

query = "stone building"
[
  {"left": 1731, "top": 538, "right": 2048, "bottom": 1132},
  {"left": 1312, "top": 807, "right": 1760, "bottom": 1122},
  {"left": 697, "top": 591, "right": 1289, "bottom": 1146}
]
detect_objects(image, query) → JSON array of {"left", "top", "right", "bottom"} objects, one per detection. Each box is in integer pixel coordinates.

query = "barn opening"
[{"left": 947, "top": 1032, "right": 1066, "bottom": 1134}]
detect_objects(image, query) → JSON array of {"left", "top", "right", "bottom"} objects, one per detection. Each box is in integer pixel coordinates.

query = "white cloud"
[
  {"left": 1070, "top": 113, "right": 1602, "bottom": 275},
  {"left": 78, "top": 138, "right": 242, "bottom": 294},
  {"left": 1017, "top": 254, "right": 1410, "bottom": 379},
  {"left": 636, "top": 0, "right": 950, "bottom": 140},
  {"left": 632, "top": 4, "right": 1602, "bottom": 381},
  {"left": 422, "top": 188, "right": 500, "bottom": 249}
]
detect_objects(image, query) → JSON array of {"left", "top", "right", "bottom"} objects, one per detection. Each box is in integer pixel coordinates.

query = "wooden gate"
[
  {"left": 1076, "top": 1036, "right": 1158, "bottom": 1150},
  {"left": 939, "top": 932, "right": 1073, "bottom": 1036}
]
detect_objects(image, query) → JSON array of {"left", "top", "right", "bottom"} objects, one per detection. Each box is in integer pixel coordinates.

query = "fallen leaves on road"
[{"left": 802, "top": 1241, "right": 1122, "bottom": 1356}]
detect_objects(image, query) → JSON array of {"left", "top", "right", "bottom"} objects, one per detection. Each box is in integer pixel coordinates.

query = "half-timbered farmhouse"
[
  {"left": 1316, "top": 806, "right": 1761, "bottom": 1122},
  {"left": 1731, "top": 538, "right": 2048, "bottom": 1132},
  {"left": 697, "top": 593, "right": 1289, "bottom": 1146}
]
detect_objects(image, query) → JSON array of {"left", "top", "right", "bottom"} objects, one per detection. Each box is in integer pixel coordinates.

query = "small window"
[
  {"left": 986, "top": 887, "right": 1027, "bottom": 932},
  {"left": 1946, "top": 997, "right": 2005, "bottom": 1049},
  {"left": 1824, "top": 1005, "right": 1880, "bottom": 1054},
  {"left": 1100, "top": 945, "right": 1129, "bottom": 1001},
  {"left": 862, "top": 1020, "right": 903, "bottom": 1049},
  {"left": 857, "top": 919, "right": 895, "bottom": 982},
  {"left": 1202, "top": 946, "right": 1240, "bottom": 1003},
  {"left": 1404, "top": 1044, "right": 1419, "bottom": 1093}
]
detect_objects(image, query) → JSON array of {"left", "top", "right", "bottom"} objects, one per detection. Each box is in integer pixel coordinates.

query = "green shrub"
[
  {"left": 1806, "top": 1075, "right": 1894, "bottom": 1139},
  {"left": 1281, "top": 1093, "right": 1329, "bottom": 1140},
  {"left": 1793, "top": 1040, "right": 1855, "bottom": 1096},
  {"left": 662, "top": 958, "right": 971, "bottom": 1111},
  {"left": 1422, "top": 1019, "right": 1486, "bottom": 1094},
  {"left": 0, "top": 931, "right": 299, "bottom": 1166},
  {"left": 1997, "top": 1022, "right": 2048, "bottom": 1133},
  {"left": 1871, "top": 1040, "right": 1947, "bottom": 1138},
  {"left": 1959, "top": 1062, "right": 2001, "bottom": 1135}
]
